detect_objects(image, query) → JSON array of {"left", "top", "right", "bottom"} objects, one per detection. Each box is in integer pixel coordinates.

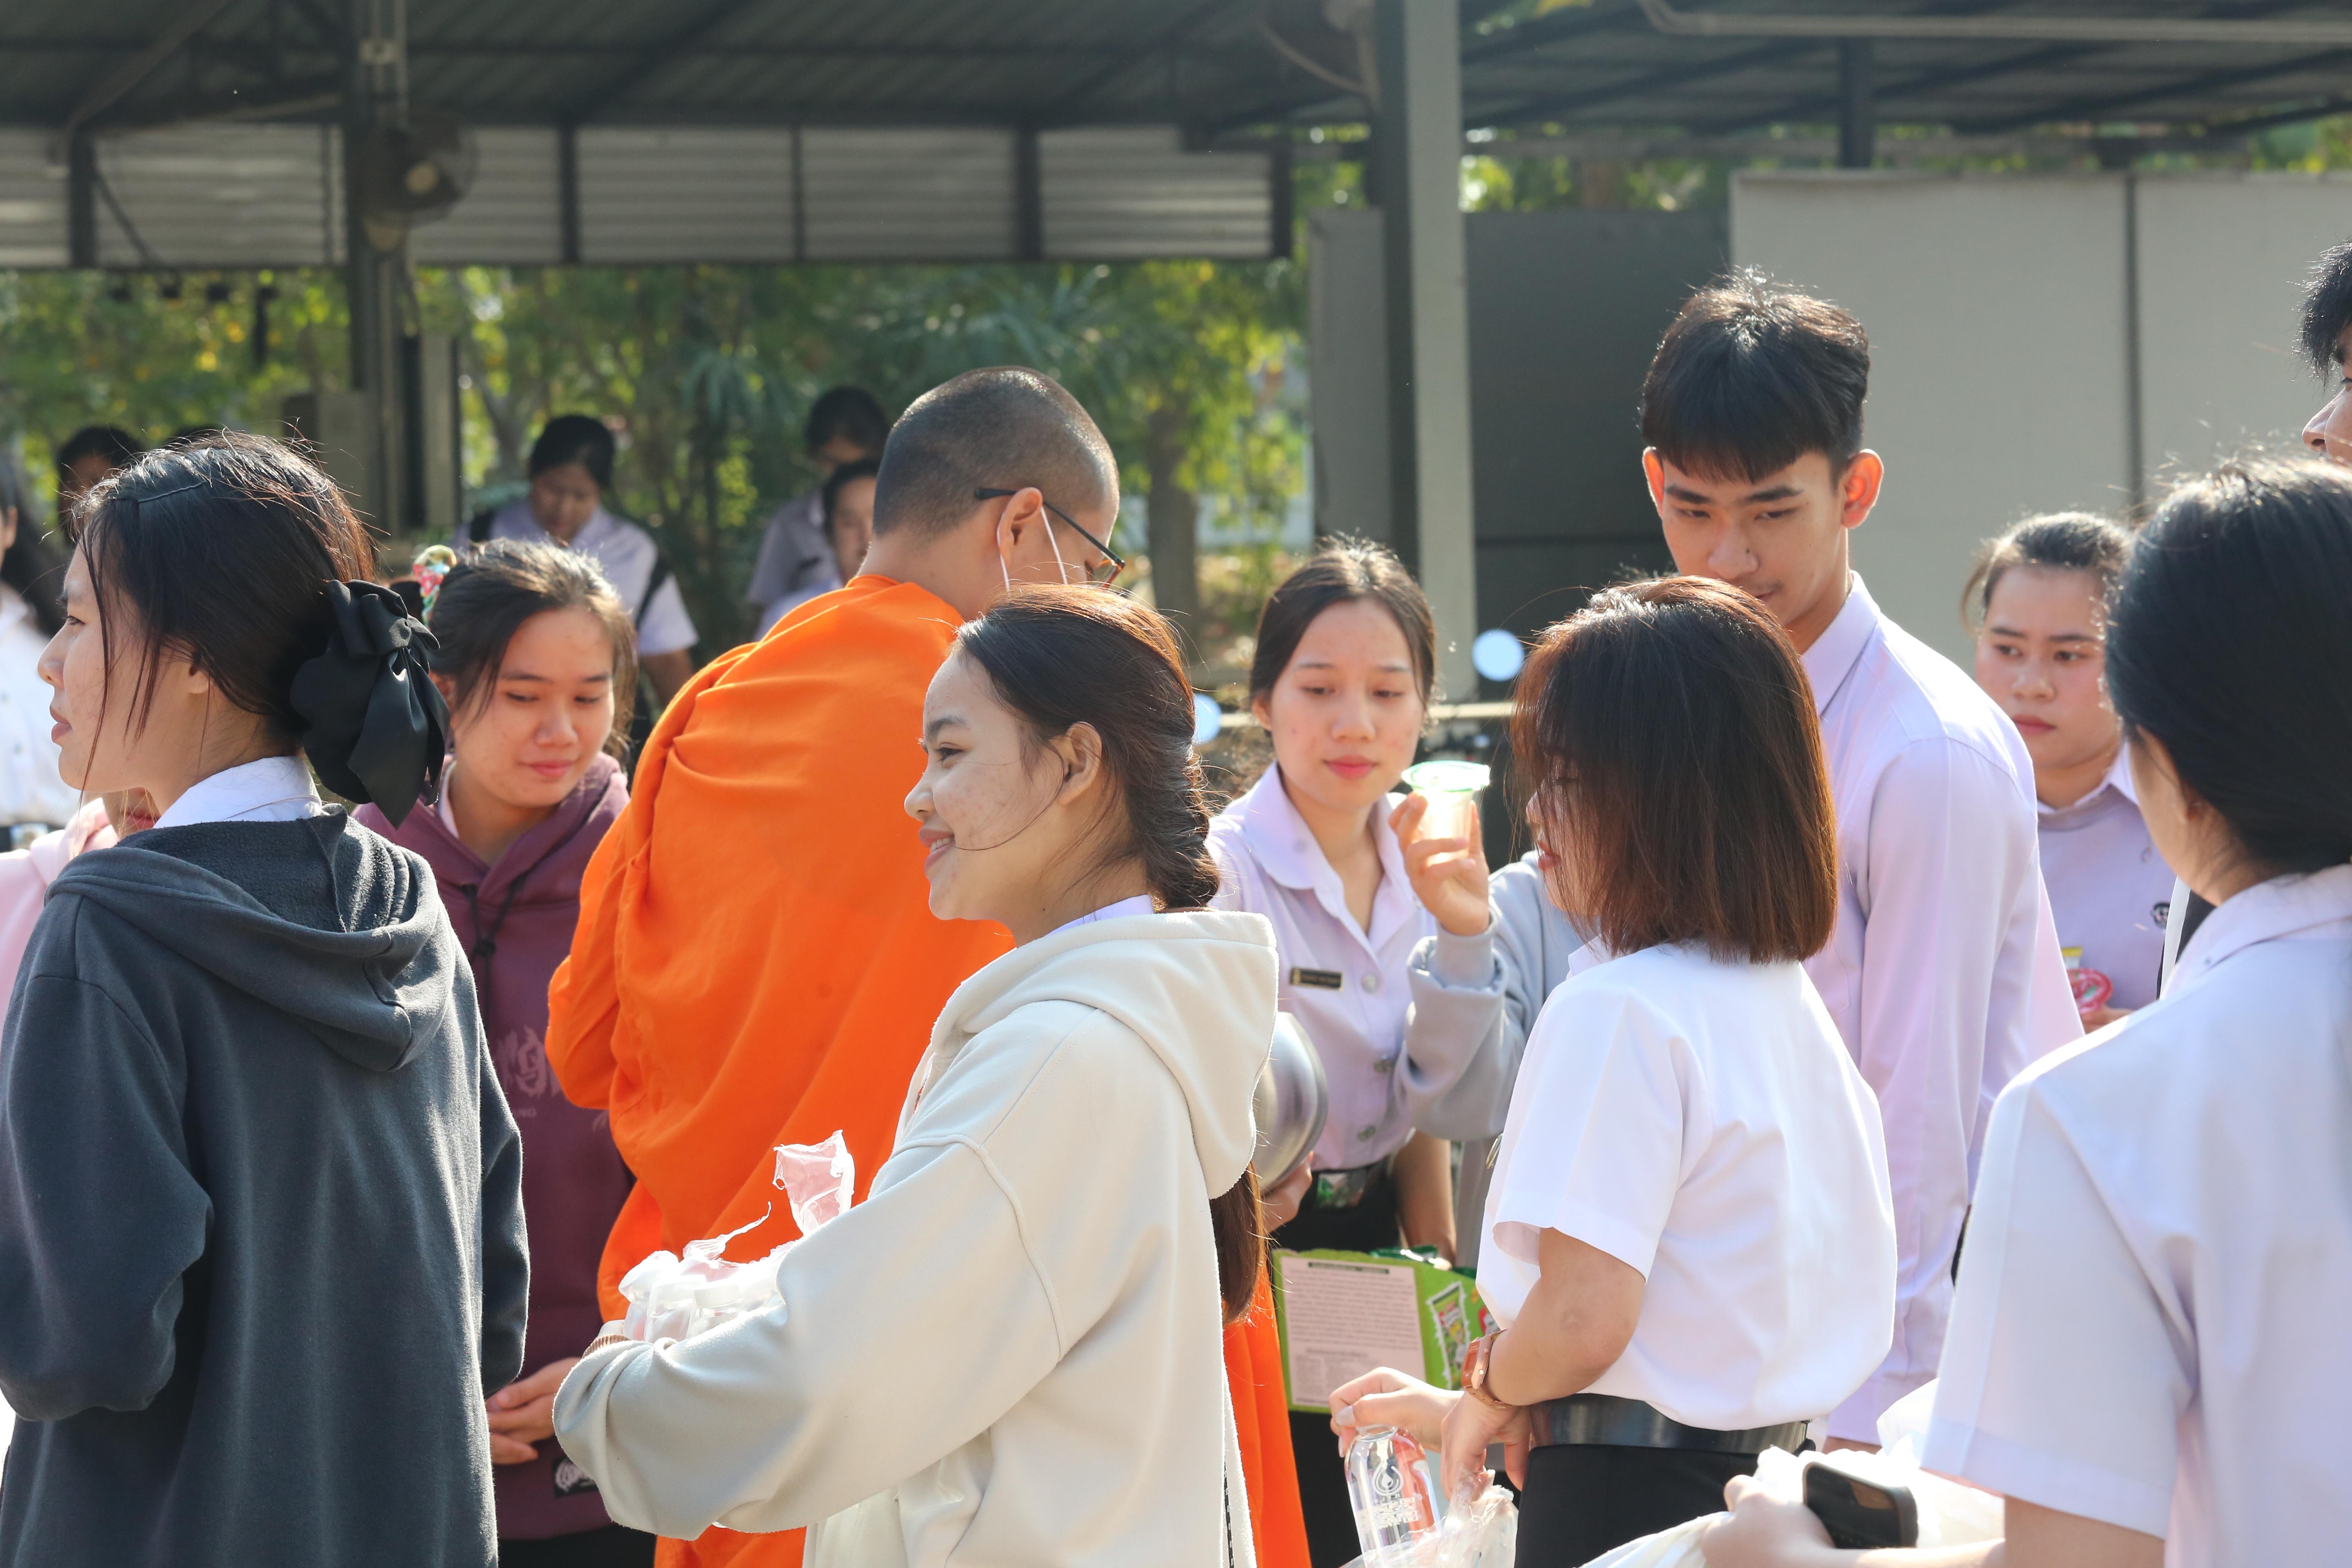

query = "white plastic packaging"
[{"left": 611, "top": 1131, "right": 858, "bottom": 1343}]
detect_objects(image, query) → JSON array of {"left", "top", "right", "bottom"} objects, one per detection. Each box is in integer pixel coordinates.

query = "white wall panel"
[
  {"left": 1040, "top": 127, "right": 1270, "bottom": 260},
  {"left": 410, "top": 126, "right": 563, "bottom": 266},
  {"left": 2133, "top": 172, "right": 2352, "bottom": 480},
  {"left": 577, "top": 127, "right": 794, "bottom": 265},
  {"left": 95, "top": 125, "right": 341, "bottom": 268},
  {"left": 1733, "top": 172, "right": 2134, "bottom": 663},
  {"left": 801, "top": 127, "right": 1014, "bottom": 261},
  {"left": 0, "top": 131, "right": 67, "bottom": 268}
]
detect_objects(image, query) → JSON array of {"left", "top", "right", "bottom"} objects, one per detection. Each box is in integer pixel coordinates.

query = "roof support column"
[
  {"left": 1373, "top": 0, "right": 1479, "bottom": 698},
  {"left": 1838, "top": 38, "right": 1876, "bottom": 167},
  {"left": 344, "top": 0, "right": 409, "bottom": 530}
]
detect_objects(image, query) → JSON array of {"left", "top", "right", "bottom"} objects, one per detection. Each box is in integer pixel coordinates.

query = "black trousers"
[
  {"left": 498, "top": 1525, "right": 659, "bottom": 1568},
  {"left": 1275, "top": 1173, "right": 1405, "bottom": 1568},
  {"left": 1512, "top": 1444, "right": 1759, "bottom": 1564}
]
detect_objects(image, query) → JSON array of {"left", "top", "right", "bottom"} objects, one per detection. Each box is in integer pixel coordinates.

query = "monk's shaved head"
[{"left": 871, "top": 368, "right": 1117, "bottom": 540}]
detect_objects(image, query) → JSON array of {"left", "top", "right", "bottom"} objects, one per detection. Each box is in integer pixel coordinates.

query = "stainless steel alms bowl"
[{"left": 1252, "top": 1011, "right": 1328, "bottom": 1187}]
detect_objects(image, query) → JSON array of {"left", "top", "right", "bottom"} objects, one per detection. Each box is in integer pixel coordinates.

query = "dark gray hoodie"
[{"left": 0, "top": 813, "right": 528, "bottom": 1566}]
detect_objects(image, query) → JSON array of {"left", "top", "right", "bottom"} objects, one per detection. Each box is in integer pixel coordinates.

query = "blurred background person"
[
  {"left": 747, "top": 386, "right": 891, "bottom": 634},
  {"left": 357, "top": 541, "right": 646, "bottom": 1568},
  {"left": 51, "top": 425, "right": 143, "bottom": 519},
  {"left": 1334, "top": 577, "right": 1893, "bottom": 1563},
  {"left": 0, "top": 454, "right": 76, "bottom": 835},
  {"left": 1209, "top": 538, "right": 1505, "bottom": 1566},
  {"left": 1969, "top": 514, "right": 2166, "bottom": 1025},
  {"left": 468, "top": 415, "right": 696, "bottom": 708}
]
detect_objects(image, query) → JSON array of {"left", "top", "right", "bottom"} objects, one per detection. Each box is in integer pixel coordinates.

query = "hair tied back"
[{"left": 291, "top": 579, "right": 450, "bottom": 825}]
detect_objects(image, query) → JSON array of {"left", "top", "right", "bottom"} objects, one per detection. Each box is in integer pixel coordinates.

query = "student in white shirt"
[
  {"left": 1207, "top": 539, "right": 1504, "bottom": 1565},
  {"left": 0, "top": 454, "right": 77, "bottom": 830},
  {"left": 746, "top": 387, "right": 890, "bottom": 634},
  {"left": 1637, "top": 273, "right": 2077, "bottom": 1446},
  {"left": 469, "top": 416, "right": 697, "bottom": 706},
  {"left": 1705, "top": 457, "right": 2352, "bottom": 1568},
  {"left": 1967, "top": 514, "right": 2170, "bottom": 1023},
  {"left": 1331, "top": 577, "right": 1893, "bottom": 1563}
]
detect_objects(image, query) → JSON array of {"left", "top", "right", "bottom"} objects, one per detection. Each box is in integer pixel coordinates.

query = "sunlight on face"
[
  {"left": 441, "top": 606, "right": 617, "bottom": 813},
  {"left": 829, "top": 474, "right": 876, "bottom": 584},
  {"left": 1973, "top": 566, "right": 2116, "bottom": 792},
  {"left": 528, "top": 462, "right": 602, "bottom": 544},
  {"left": 1648, "top": 450, "right": 1862, "bottom": 647},
  {"left": 39, "top": 546, "right": 137, "bottom": 797},
  {"left": 905, "top": 653, "right": 1063, "bottom": 924},
  {"left": 1255, "top": 597, "right": 1425, "bottom": 821}
]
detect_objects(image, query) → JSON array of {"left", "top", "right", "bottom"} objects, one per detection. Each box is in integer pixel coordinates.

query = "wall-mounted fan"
[{"left": 354, "top": 110, "right": 477, "bottom": 252}]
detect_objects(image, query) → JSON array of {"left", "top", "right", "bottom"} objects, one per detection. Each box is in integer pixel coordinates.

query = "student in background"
[
  {"left": 469, "top": 416, "right": 697, "bottom": 707},
  {"left": 356, "top": 540, "right": 646, "bottom": 1568},
  {"left": 820, "top": 457, "right": 879, "bottom": 591},
  {"left": 1968, "top": 514, "right": 2167, "bottom": 1023},
  {"left": 1209, "top": 539, "right": 1505, "bottom": 1566},
  {"left": 1637, "top": 273, "right": 2077, "bottom": 1450},
  {"left": 0, "top": 454, "right": 76, "bottom": 831},
  {"left": 1705, "top": 459, "right": 2352, "bottom": 1568},
  {"left": 747, "top": 386, "right": 891, "bottom": 634},
  {"left": 1334, "top": 578, "right": 1893, "bottom": 1563},
  {"left": 51, "top": 424, "right": 143, "bottom": 518},
  {"left": 0, "top": 432, "right": 526, "bottom": 1566}
]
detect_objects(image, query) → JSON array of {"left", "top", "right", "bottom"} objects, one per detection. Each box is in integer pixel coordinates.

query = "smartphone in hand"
[{"left": 1804, "top": 1463, "right": 1919, "bottom": 1549}]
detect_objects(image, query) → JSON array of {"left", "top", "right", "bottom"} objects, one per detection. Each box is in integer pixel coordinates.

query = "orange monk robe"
[{"left": 548, "top": 574, "right": 1306, "bottom": 1568}]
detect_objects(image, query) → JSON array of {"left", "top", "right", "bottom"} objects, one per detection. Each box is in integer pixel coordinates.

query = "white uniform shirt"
[
  {"left": 1207, "top": 766, "right": 1503, "bottom": 1170},
  {"left": 2037, "top": 748, "right": 2173, "bottom": 1012},
  {"left": 745, "top": 490, "right": 835, "bottom": 635},
  {"left": 1802, "top": 575, "right": 2080, "bottom": 1440},
  {"left": 0, "top": 586, "right": 76, "bottom": 829},
  {"left": 152, "top": 754, "right": 323, "bottom": 829},
  {"left": 1925, "top": 864, "right": 2352, "bottom": 1564},
  {"left": 1481, "top": 941, "right": 1895, "bottom": 1432},
  {"left": 479, "top": 501, "right": 697, "bottom": 657}
]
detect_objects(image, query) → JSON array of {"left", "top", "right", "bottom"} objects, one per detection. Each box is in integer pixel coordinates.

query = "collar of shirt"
[
  {"left": 2170, "top": 862, "right": 2352, "bottom": 998},
  {"left": 497, "top": 499, "right": 621, "bottom": 555},
  {"left": 2037, "top": 743, "right": 2137, "bottom": 824},
  {"left": 1054, "top": 893, "right": 1157, "bottom": 936},
  {"left": 1231, "top": 764, "right": 1414, "bottom": 953},
  {"left": 1799, "top": 572, "right": 1883, "bottom": 718},
  {"left": 153, "top": 754, "right": 324, "bottom": 831}
]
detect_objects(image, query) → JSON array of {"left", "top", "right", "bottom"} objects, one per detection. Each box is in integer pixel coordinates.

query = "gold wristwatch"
[{"left": 1461, "top": 1330, "right": 1514, "bottom": 1410}]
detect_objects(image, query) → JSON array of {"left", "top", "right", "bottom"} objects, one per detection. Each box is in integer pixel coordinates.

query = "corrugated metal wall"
[{"left": 0, "top": 122, "right": 1276, "bottom": 269}]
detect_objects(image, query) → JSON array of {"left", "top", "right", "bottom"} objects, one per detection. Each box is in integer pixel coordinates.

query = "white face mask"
[{"left": 999, "top": 502, "right": 1073, "bottom": 594}]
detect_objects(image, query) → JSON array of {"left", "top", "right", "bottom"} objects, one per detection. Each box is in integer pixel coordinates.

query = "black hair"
[
  {"left": 528, "top": 414, "right": 617, "bottom": 492},
  {"left": 0, "top": 452, "right": 66, "bottom": 637},
  {"left": 72, "top": 432, "right": 374, "bottom": 751},
  {"left": 871, "top": 368, "right": 1115, "bottom": 541},
  {"left": 2300, "top": 240, "right": 2352, "bottom": 376},
  {"left": 166, "top": 425, "right": 229, "bottom": 449},
  {"left": 953, "top": 585, "right": 1261, "bottom": 1322},
  {"left": 804, "top": 386, "right": 890, "bottom": 457},
  {"left": 1962, "top": 511, "right": 2134, "bottom": 629},
  {"left": 428, "top": 539, "right": 639, "bottom": 761},
  {"left": 821, "top": 458, "right": 882, "bottom": 538},
  {"left": 1641, "top": 269, "right": 1871, "bottom": 482},
  {"left": 55, "top": 425, "right": 145, "bottom": 488},
  {"left": 1247, "top": 537, "right": 1437, "bottom": 707},
  {"left": 2107, "top": 457, "right": 2352, "bottom": 878}
]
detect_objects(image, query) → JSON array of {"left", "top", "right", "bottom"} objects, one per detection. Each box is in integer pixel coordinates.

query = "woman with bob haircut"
[
  {"left": 1705, "top": 460, "right": 2352, "bottom": 1566},
  {"left": 1332, "top": 577, "right": 1895, "bottom": 1563},
  {"left": 554, "top": 586, "right": 1278, "bottom": 1568}
]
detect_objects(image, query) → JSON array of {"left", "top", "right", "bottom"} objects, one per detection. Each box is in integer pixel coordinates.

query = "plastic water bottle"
[{"left": 1345, "top": 1425, "right": 1445, "bottom": 1564}]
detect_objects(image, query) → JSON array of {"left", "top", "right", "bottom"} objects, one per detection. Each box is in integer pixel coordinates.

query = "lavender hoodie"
[{"left": 359, "top": 752, "right": 632, "bottom": 1541}]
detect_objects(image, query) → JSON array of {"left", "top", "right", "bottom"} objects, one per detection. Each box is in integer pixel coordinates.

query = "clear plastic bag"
[
  {"left": 1339, "top": 1424, "right": 1518, "bottom": 1568},
  {"left": 612, "top": 1131, "right": 858, "bottom": 1343}
]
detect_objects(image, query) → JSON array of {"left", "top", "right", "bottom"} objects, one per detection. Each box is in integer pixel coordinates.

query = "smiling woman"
[{"left": 353, "top": 538, "right": 648, "bottom": 1564}]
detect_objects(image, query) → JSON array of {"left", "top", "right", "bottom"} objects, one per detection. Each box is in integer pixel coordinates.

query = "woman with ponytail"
[
  {"left": 555, "top": 586, "right": 1280, "bottom": 1567},
  {"left": 0, "top": 433, "right": 528, "bottom": 1566}
]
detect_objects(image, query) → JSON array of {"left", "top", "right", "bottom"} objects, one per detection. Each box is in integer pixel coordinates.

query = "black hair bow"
[{"left": 291, "top": 580, "right": 451, "bottom": 826}]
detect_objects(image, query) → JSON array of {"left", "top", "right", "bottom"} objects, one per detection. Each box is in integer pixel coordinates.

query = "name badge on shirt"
[{"left": 1288, "top": 966, "right": 1345, "bottom": 990}]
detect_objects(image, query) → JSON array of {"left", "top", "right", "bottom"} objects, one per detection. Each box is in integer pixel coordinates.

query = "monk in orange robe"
[{"left": 548, "top": 367, "right": 1307, "bottom": 1568}]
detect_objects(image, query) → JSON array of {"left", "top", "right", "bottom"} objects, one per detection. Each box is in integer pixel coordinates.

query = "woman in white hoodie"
[{"left": 554, "top": 586, "right": 1279, "bottom": 1567}]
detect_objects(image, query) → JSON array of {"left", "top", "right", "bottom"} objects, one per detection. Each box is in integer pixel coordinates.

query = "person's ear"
[
  {"left": 1051, "top": 722, "right": 1105, "bottom": 804},
  {"left": 991, "top": 488, "right": 1048, "bottom": 562},
  {"left": 1641, "top": 450, "right": 1669, "bottom": 518},
  {"left": 1839, "top": 451, "right": 1885, "bottom": 530}
]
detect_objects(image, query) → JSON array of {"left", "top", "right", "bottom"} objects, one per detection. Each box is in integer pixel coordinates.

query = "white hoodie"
[{"left": 552, "top": 909, "right": 1278, "bottom": 1567}]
